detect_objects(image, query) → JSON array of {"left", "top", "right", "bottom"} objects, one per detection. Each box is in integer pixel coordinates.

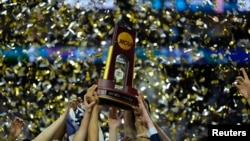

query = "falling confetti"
[{"left": 0, "top": 0, "right": 250, "bottom": 141}]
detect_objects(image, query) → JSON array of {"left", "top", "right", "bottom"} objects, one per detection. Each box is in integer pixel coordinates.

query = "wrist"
[
  {"left": 147, "top": 126, "right": 158, "bottom": 137},
  {"left": 84, "top": 112, "right": 91, "bottom": 117},
  {"left": 147, "top": 121, "right": 154, "bottom": 128},
  {"left": 7, "top": 135, "right": 16, "bottom": 141},
  {"left": 145, "top": 118, "right": 154, "bottom": 127},
  {"left": 109, "top": 126, "right": 118, "bottom": 130}
]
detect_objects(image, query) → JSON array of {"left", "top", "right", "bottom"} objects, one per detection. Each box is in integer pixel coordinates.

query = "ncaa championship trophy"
[{"left": 97, "top": 25, "right": 138, "bottom": 109}]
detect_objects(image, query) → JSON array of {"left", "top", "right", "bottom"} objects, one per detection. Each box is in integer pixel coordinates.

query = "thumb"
[{"left": 88, "top": 101, "right": 96, "bottom": 107}]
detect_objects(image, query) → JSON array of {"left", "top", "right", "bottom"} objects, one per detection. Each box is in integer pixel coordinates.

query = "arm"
[
  {"left": 33, "top": 99, "right": 80, "bottom": 141},
  {"left": 135, "top": 91, "right": 162, "bottom": 141},
  {"left": 87, "top": 84, "right": 100, "bottom": 141},
  {"left": 73, "top": 90, "right": 96, "bottom": 141},
  {"left": 133, "top": 106, "right": 150, "bottom": 141},
  {"left": 108, "top": 107, "right": 122, "bottom": 141},
  {"left": 52, "top": 120, "right": 66, "bottom": 140},
  {"left": 233, "top": 68, "right": 250, "bottom": 105},
  {"left": 88, "top": 104, "right": 99, "bottom": 141},
  {"left": 7, "top": 117, "right": 24, "bottom": 141},
  {"left": 53, "top": 97, "right": 82, "bottom": 140},
  {"left": 33, "top": 110, "right": 69, "bottom": 141},
  {"left": 123, "top": 110, "right": 137, "bottom": 140},
  {"left": 153, "top": 122, "right": 171, "bottom": 141}
]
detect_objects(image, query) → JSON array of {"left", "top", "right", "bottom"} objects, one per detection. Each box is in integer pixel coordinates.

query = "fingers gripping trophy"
[{"left": 97, "top": 25, "right": 138, "bottom": 109}]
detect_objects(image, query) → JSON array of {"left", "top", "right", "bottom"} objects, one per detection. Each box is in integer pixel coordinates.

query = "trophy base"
[{"left": 97, "top": 79, "right": 138, "bottom": 109}]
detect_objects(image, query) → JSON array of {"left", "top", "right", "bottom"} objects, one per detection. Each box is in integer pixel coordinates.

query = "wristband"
[{"left": 147, "top": 126, "right": 158, "bottom": 137}]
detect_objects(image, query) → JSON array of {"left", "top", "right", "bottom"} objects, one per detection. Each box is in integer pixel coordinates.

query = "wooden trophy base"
[{"left": 97, "top": 79, "right": 138, "bottom": 109}]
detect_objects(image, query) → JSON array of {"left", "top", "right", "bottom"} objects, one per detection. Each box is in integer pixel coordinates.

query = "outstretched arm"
[
  {"left": 33, "top": 111, "right": 68, "bottom": 141},
  {"left": 133, "top": 105, "right": 150, "bottom": 141},
  {"left": 233, "top": 68, "right": 250, "bottom": 105},
  {"left": 134, "top": 91, "right": 164, "bottom": 141},
  {"left": 73, "top": 86, "right": 96, "bottom": 141},
  {"left": 88, "top": 84, "right": 100, "bottom": 141},
  {"left": 52, "top": 120, "right": 66, "bottom": 140},
  {"left": 33, "top": 99, "right": 79, "bottom": 141},
  {"left": 53, "top": 97, "right": 82, "bottom": 140},
  {"left": 153, "top": 122, "right": 171, "bottom": 141},
  {"left": 123, "top": 110, "right": 137, "bottom": 140},
  {"left": 7, "top": 117, "right": 25, "bottom": 141},
  {"left": 108, "top": 107, "right": 123, "bottom": 141}
]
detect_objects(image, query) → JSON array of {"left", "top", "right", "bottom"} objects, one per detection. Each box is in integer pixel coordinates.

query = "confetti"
[{"left": 0, "top": 0, "right": 250, "bottom": 140}]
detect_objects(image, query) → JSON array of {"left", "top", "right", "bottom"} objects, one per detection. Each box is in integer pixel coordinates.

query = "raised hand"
[
  {"left": 72, "top": 84, "right": 99, "bottom": 141},
  {"left": 84, "top": 92, "right": 96, "bottom": 113},
  {"left": 108, "top": 107, "right": 123, "bottom": 141},
  {"left": 7, "top": 117, "right": 25, "bottom": 141},
  {"left": 85, "top": 84, "right": 99, "bottom": 103},
  {"left": 233, "top": 68, "right": 250, "bottom": 105},
  {"left": 133, "top": 91, "right": 151, "bottom": 124},
  {"left": 108, "top": 107, "right": 123, "bottom": 129},
  {"left": 84, "top": 84, "right": 99, "bottom": 113},
  {"left": 67, "top": 97, "right": 82, "bottom": 111},
  {"left": 132, "top": 91, "right": 152, "bottom": 141}
]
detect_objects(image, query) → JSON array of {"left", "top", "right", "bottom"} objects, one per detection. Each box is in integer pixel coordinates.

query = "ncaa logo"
[{"left": 117, "top": 32, "right": 133, "bottom": 50}]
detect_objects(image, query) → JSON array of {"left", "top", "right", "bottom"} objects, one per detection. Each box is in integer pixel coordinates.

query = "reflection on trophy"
[{"left": 97, "top": 25, "right": 138, "bottom": 109}]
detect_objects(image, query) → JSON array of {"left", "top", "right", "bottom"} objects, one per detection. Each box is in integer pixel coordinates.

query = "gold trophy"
[{"left": 97, "top": 25, "right": 138, "bottom": 109}]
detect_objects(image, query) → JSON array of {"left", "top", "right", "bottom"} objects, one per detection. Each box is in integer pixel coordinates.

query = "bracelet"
[{"left": 147, "top": 126, "right": 158, "bottom": 137}]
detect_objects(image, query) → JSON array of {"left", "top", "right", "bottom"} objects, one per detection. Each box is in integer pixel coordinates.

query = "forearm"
[
  {"left": 88, "top": 105, "right": 99, "bottom": 141},
  {"left": 135, "top": 121, "right": 146, "bottom": 134},
  {"left": 153, "top": 122, "right": 171, "bottom": 141},
  {"left": 109, "top": 127, "right": 118, "bottom": 141},
  {"left": 34, "top": 112, "right": 68, "bottom": 141},
  {"left": 7, "top": 135, "right": 16, "bottom": 141},
  {"left": 146, "top": 123, "right": 163, "bottom": 141},
  {"left": 124, "top": 110, "right": 137, "bottom": 139},
  {"left": 73, "top": 112, "right": 91, "bottom": 141},
  {"left": 135, "top": 121, "right": 150, "bottom": 141},
  {"left": 53, "top": 120, "right": 66, "bottom": 140},
  {"left": 144, "top": 115, "right": 161, "bottom": 140}
]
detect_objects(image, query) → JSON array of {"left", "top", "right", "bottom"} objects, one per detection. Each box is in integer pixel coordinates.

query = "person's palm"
[
  {"left": 108, "top": 107, "right": 122, "bottom": 128},
  {"left": 233, "top": 68, "right": 250, "bottom": 99},
  {"left": 236, "top": 80, "right": 250, "bottom": 99},
  {"left": 108, "top": 117, "right": 121, "bottom": 128},
  {"left": 9, "top": 117, "right": 24, "bottom": 138}
]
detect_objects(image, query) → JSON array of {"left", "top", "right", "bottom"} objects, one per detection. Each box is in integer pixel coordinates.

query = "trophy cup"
[{"left": 97, "top": 25, "right": 138, "bottom": 109}]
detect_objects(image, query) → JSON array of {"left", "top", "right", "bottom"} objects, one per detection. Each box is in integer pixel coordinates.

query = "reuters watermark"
[{"left": 208, "top": 124, "right": 249, "bottom": 140}]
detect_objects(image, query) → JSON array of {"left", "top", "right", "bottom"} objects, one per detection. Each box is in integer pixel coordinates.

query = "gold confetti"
[{"left": 0, "top": 1, "right": 250, "bottom": 141}]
